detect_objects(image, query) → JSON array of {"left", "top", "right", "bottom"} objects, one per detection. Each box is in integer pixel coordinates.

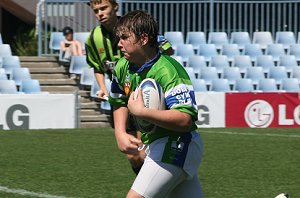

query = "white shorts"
[{"left": 132, "top": 131, "right": 203, "bottom": 198}]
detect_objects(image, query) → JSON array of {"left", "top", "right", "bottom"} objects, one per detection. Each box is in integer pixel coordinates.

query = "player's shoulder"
[
  {"left": 114, "top": 57, "right": 130, "bottom": 75},
  {"left": 85, "top": 26, "right": 101, "bottom": 44},
  {"left": 155, "top": 55, "right": 183, "bottom": 74}
]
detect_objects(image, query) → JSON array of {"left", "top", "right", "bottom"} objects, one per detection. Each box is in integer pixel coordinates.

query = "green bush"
[{"left": 11, "top": 27, "right": 38, "bottom": 56}]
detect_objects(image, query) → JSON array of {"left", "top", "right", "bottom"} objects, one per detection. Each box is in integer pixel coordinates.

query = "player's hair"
[
  {"left": 89, "top": 0, "right": 117, "bottom": 7},
  {"left": 115, "top": 10, "right": 158, "bottom": 48}
]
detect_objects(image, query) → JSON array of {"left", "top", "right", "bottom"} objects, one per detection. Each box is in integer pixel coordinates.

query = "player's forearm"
[
  {"left": 95, "top": 73, "right": 107, "bottom": 93},
  {"left": 113, "top": 106, "right": 129, "bottom": 136},
  {"left": 139, "top": 108, "right": 192, "bottom": 132}
]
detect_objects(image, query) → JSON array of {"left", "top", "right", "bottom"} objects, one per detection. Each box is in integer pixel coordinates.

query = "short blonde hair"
[{"left": 90, "top": 0, "right": 117, "bottom": 7}]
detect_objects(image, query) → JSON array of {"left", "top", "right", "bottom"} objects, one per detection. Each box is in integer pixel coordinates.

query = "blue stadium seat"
[
  {"left": 172, "top": 56, "right": 184, "bottom": 65},
  {"left": 282, "top": 78, "right": 300, "bottom": 92},
  {"left": 200, "top": 67, "right": 219, "bottom": 85},
  {"left": 176, "top": 44, "right": 195, "bottom": 63},
  {"left": 10, "top": 68, "right": 31, "bottom": 86},
  {"left": 187, "top": 55, "right": 207, "bottom": 76},
  {"left": 246, "top": 67, "right": 265, "bottom": 85},
  {"left": 223, "top": 67, "right": 242, "bottom": 85},
  {"left": 258, "top": 79, "right": 278, "bottom": 92},
  {"left": 230, "top": 32, "right": 251, "bottom": 50},
  {"left": 0, "top": 44, "right": 12, "bottom": 56},
  {"left": 232, "top": 55, "right": 253, "bottom": 75},
  {"left": 278, "top": 55, "right": 297, "bottom": 74},
  {"left": 210, "top": 55, "right": 230, "bottom": 75},
  {"left": 20, "top": 80, "right": 43, "bottom": 94},
  {"left": 198, "top": 44, "right": 218, "bottom": 62},
  {"left": 3, "top": 56, "right": 21, "bottom": 75},
  {"left": 74, "top": 32, "right": 89, "bottom": 49},
  {"left": 184, "top": 67, "right": 196, "bottom": 80},
  {"left": 288, "top": 44, "right": 300, "bottom": 61},
  {"left": 0, "top": 80, "right": 18, "bottom": 94},
  {"left": 235, "top": 79, "right": 255, "bottom": 92},
  {"left": 211, "top": 79, "right": 231, "bottom": 92},
  {"left": 208, "top": 32, "right": 229, "bottom": 50},
  {"left": 292, "top": 67, "right": 300, "bottom": 83},
  {"left": 221, "top": 44, "right": 240, "bottom": 61},
  {"left": 191, "top": 79, "right": 208, "bottom": 92},
  {"left": 255, "top": 55, "right": 275, "bottom": 74},
  {"left": 164, "top": 31, "right": 184, "bottom": 50},
  {"left": 243, "top": 44, "right": 263, "bottom": 61},
  {"left": 266, "top": 44, "right": 286, "bottom": 62},
  {"left": 275, "top": 31, "right": 296, "bottom": 49},
  {"left": 0, "top": 56, "right": 3, "bottom": 68},
  {"left": 186, "top": 32, "right": 206, "bottom": 52},
  {"left": 0, "top": 68, "right": 8, "bottom": 80},
  {"left": 253, "top": 31, "right": 274, "bottom": 49},
  {"left": 49, "top": 32, "right": 65, "bottom": 51},
  {"left": 269, "top": 66, "right": 288, "bottom": 86},
  {"left": 80, "top": 68, "right": 95, "bottom": 86},
  {"left": 100, "top": 79, "right": 111, "bottom": 111},
  {"left": 69, "top": 55, "right": 89, "bottom": 75},
  {"left": 90, "top": 80, "right": 100, "bottom": 98}
]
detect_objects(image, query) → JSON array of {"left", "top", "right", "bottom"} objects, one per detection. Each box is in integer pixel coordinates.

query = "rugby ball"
[{"left": 134, "top": 78, "right": 165, "bottom": 133}]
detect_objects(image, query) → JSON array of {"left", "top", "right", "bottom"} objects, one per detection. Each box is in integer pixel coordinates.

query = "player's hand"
[
  {"left": 127, "top": 89, "right": 146, "bottom": 117},
  {"left": 96, "top": 89, "right": 109, "bottom": 100},
  {"left": 116, "top": 132, "right": 142, "bottom": 154}
]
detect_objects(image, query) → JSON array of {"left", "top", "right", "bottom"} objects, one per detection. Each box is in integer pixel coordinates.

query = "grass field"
[{"left": 0, "top": 128, "right": 299, "bottom": 198}]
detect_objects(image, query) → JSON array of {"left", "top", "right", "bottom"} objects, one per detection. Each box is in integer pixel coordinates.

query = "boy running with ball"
[{"left": 109, "top": 10, "right": 203, "bottom": 198}]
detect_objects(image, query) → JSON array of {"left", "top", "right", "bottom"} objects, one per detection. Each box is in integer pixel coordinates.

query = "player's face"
[
  {"left": 92, "top": 2, "right": 118, "bottom": 26},
  {"left": 118, "top": 32, "right": 144, "bottom": 65},
  {"left": 65, "top": 33, "right": 73, "bottom": 41}
]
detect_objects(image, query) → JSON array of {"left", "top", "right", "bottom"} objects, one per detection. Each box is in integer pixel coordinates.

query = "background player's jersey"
[{"left": 109, "top": 53, "right": 198, "bottom": 144}]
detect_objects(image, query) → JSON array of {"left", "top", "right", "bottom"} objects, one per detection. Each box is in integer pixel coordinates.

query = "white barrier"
[{"left": 0, "top": 94, "right": 77, "bottom": 130}]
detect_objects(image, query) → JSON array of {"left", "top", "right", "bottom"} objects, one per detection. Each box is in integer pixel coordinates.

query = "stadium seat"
[
  {"left": 74, "top": 32, "right": 89, "bottom": 49},
  {"left": 20, "top": 79, "right": 43, "bottom": 94},
  {"left": 282, "top": 78, "right": 300, "bottom": 92},
  {"left": 243, "top": 44, "right": 263, "bottom": 61},
  {"left": 255, "top": 55, "right": 275, "bottom": 73},
  {"left": 191, "top": 79, "right": 208, "bottom": 92},
  {"left": 100, "top": 79, "right": 111, "bottom": 111},
  {"left": 0, "top": 56, "right": 3, "bottom": 68},
  {"left": 232, "top": 55, "right": 253, "bottom": 75},
  {"left": 10, "top": 68, "right": 31, "bottom": 86},
  {"left": 176, "top": 44, "right": 195, "bottom": 63},
  {"left": 210, "top": 55, "right": 230, "bottom": 75},
  {"left": 90, "top": 80, "right": 100, "bottom": 98},
  {"left": 198, "top": 44, "right": 218, "bottom": 62},
  {"left": 258, "top": 79, "right": 278, "bottom": 92},
  {"left": 288, "top": 44, "right": 300, "bottom": 61},
  {"left": 80, "top": 68, "right": 95, "bottom": 86},
  {"left": 230, "top": 32, "right": 251, "bottom": 50},
  {"left": 246, "top": 67, "right": 265, "bottom": 85},
  {"left": 184, "top": 67, "right": 196, "bottom": 80},
  {"left": 208, "top": 32, "right": 229, "bottom": 50},
  {"left": 211, "top": 79, "right": 231, "bottom": 92},
  {"left": 0, "top": 44, "right": 12, "bottom": 56},
  {"left": 252, "top": 31, "right": 274, "bottom": 49},
  {"left": 275, "top": 31, "right": 296, "bottom": 49},
  {"left": 221, "top": 44, "right": 240, "bottom": 61},
  {"left": 235, "top": 79, "right": 255, "bottom": 92},
  {"left": 164, "top": 31, "right": 184, "bottom": 50},
  {"left": 0, "top": 80, "right": 18, "bottom": 94},
  {"left": 69, "top": 55, "right": 89, "bottom": 75},
  {"left": 187, "top": 55, "right": 207, "bottom": 76},
  {"left": 278, "top": 55, "right": 297, "bottom": 74},
  {"left": 223, "top": 67, "right": 242, "bottom": 85},
  {"left": 0, "top": 68, "right": 8, "bottom": 80},
  {"left": 265, "top": 44, "right": 286, "bottom": 62},
  {"left": 199, "top": 67, "right": 219, "bottom": 85},
  {"left": 292, "top": 67, "right": 300, "bottom": 82},
  {"left": 49, "top": 32, "right": 65, "bottom": 51},
  {"left": 186, "top": 31, "right": 206, "bottom": 52},
  {"left": 2, "top": 56, "right": 21, "bottom": 75},
  {"left": 269, "top": 66, "right": 288, "bottom": 86},
  {"left": 172, "top": 55, "right": 184, "bottom": 65}
]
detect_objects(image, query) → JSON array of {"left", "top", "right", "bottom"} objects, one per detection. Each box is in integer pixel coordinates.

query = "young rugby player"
[{"left": 109, "top": 10, "right": 203, "bottom": 198}]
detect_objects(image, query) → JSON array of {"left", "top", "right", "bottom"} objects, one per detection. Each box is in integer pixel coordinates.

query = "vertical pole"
[
  {"left": 210, "top": 0, "right": 214, "bottom": 32},
  {"left": 38, "top": 1, "right": 42, "bottom": 56}
]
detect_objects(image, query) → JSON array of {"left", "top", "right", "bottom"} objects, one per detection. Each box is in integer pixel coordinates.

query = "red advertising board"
[{"left": 226, "top": 93, "right": 300, "bottom": 128}]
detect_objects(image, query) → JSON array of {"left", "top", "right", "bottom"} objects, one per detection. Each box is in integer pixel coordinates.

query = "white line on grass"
[
  {"left": 201, "top": 130, "right": 300, "bottom": 138},
  {"left": 0, "top": 185, "right": 76, "bottom": 198}
]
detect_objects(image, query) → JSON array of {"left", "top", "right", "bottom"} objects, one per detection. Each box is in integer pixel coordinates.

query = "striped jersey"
[{"left": 109, "top": 53, "right": 198, "bottom": 144}]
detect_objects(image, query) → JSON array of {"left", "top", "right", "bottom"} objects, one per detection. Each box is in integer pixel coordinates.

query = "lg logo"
[
  {"left": 196, "top": 105, "right": 209, "bottom": 125},
  {"left": 0, "top": 104, "right": 30, "bottom": 130}
]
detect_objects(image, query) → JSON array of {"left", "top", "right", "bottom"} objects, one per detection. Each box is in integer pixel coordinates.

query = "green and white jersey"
[{"left": 109, "top": 53, "right": 198, "bottom": 144}]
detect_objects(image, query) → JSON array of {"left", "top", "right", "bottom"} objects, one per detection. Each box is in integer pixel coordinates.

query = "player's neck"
[
  {"left": 102, "top": 15, "right": 118, "bottom": 33},
  {"left": 135, "top": 48, "right": 158, "bottom": 68}
]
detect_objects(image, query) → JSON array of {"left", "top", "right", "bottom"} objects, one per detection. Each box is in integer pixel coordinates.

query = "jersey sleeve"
[
  {"left": 108, "top": 58, "right": 128, "bottom": 106},
  {"left": 85, "top": 31, "right": 105, "bottom": 73},
  {"left": 157, "top": 35, "right": 172, "bottom": 53}
]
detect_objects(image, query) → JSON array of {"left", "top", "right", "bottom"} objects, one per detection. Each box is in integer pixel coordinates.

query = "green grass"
[{"left": 0, "top": 128, "right": 299, "bottom": 198}]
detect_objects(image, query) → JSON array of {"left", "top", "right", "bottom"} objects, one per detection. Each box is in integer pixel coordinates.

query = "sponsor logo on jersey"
[
  {"left": 124, "top": 74, "right": 131, "bottom": 96},
  {"left": 99, "top": 48, "right": 104, "bottom": 54}
]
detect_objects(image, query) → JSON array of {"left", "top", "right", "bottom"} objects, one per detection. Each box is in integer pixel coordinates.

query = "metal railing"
[{"left": 37, "top": 0, "right": 300, "bottom": 56}]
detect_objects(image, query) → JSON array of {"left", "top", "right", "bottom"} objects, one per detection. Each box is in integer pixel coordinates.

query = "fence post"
[
  {"left": 37, "top": 0, "right": 42, "bottom": 56},
  {"left": 210, "top": 0, "right": 214, "bottom": 32},
  {"left": 118, "top": 0, "right": 123, "bottom": 16}
]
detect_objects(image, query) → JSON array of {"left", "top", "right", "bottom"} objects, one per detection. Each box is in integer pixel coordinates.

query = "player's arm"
[
  {"left": 113, "top": 105, "right": 142, "bottom": 154},
  {"left": 127, "top": 89, "right": 192, "bottom": 132},
  {"left": 60, "top": 40, "right": 68, "bottom": 51},
  {"left": 94, "top": 70, "right": 109, "bottom": 99}
]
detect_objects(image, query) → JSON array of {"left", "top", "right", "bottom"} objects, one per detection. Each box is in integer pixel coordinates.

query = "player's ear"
[
  {"left": 113, "top": 3, "right": 119, "bottom": 12},
  {"left": 140, "top": 33, "right": 149, "bottom": 46}
]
